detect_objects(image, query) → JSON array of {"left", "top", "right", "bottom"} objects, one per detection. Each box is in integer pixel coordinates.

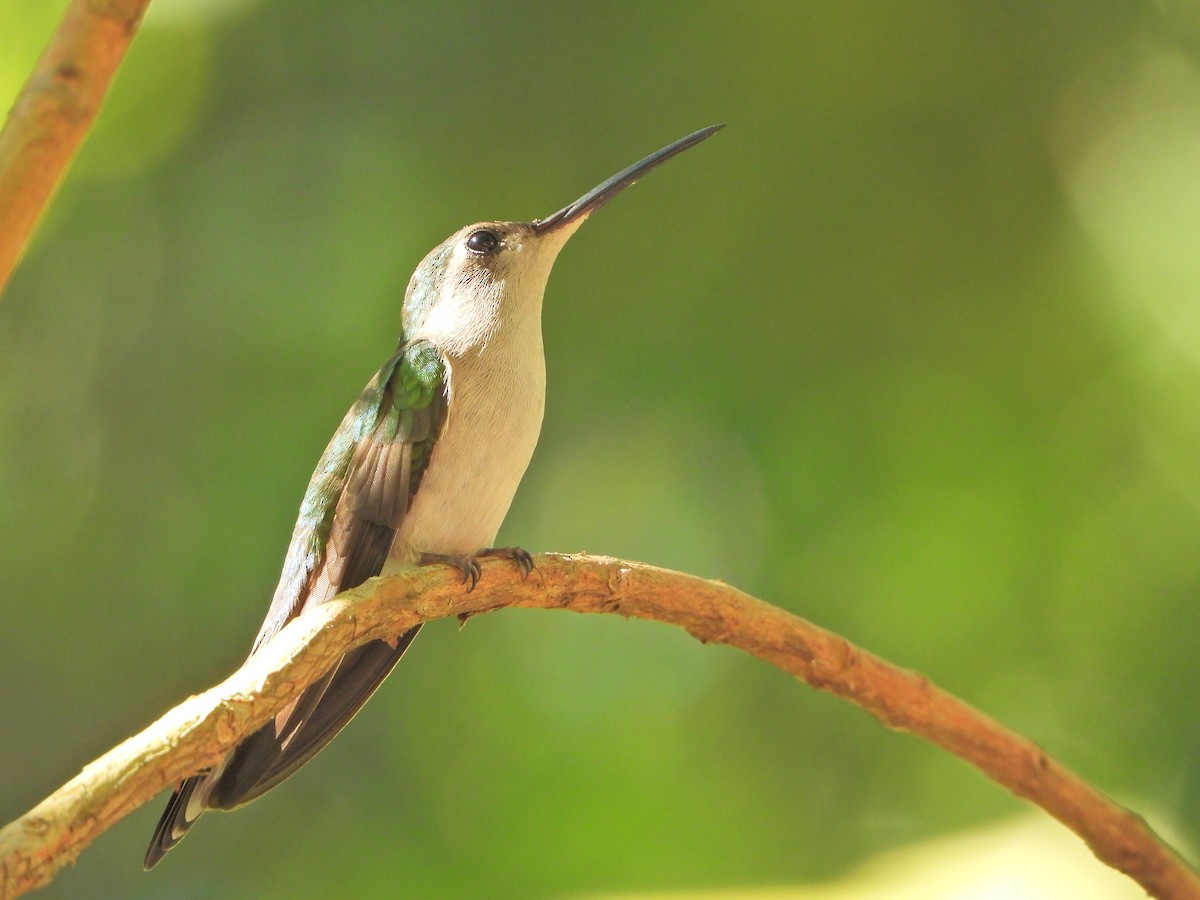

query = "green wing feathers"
[
  {"left": 343, "top": 341, "right": 445, "bottom": 531},
  {"left": 144, "top": 340, "right": 448, "bottom": 868},
  {"left": 251, "top": 340, "right": 447, "bottom": 651}
]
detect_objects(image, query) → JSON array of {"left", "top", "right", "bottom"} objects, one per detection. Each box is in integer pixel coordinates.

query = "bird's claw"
[
  {"left": 478, "top": 546, "right": 535, "bottom": 579},
  {"left": 419, "top": 546, "right": 534, "bottom": 592},
  {"left": 418, "top": 551, "right": 482, "bottom": 591}
]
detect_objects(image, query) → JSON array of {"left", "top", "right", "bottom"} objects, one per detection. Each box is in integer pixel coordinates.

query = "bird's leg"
[
  {"left": 477, "top": 546, "right": 535, "bottom": 579},
  {"left": 418, "top": 547, "right": 534, "bottom": 592},
  {"left": 418, "top": 551, "right": 482, "bottom": 591}
]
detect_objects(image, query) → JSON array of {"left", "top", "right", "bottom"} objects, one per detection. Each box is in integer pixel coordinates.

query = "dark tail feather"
[
  {"left": 144, "top": 774, "right": 206, "bottom": 869},
  {"left": 209, "top": 627, "right": 421, "bottom": 810},
  {"left": 145, "top": 625, "right": 420, "bottom": 866}
]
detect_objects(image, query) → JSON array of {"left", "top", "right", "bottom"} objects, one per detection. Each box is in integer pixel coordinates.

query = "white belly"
[{"left": 386, "top": 347, "right": 545, "bottom": 567}]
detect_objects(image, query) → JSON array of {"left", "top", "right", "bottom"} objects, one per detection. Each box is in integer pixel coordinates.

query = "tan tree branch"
[
  {"left": 0, "top": 6, "right": 1190, "bottom": 900},
  {"left": 0, "top": 0, "right": 152, "bottom": 296},
  {"left": 0, "top": 554, "right": 1196, "bottom": 899}
]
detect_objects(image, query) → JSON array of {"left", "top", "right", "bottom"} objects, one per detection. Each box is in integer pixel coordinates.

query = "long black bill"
[{"left": 534, "top": 124, "right": 724, "bottom": 234}]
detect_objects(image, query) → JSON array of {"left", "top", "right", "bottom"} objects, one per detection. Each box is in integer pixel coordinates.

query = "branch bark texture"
[
  {"left": 0, "top": 0, "right": 151, "bottom": 295},
  {"left": 0, "top": 554, "right": 1195, "bottom": 899}
]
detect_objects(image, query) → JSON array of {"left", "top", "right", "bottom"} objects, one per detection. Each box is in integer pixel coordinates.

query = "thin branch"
[
  {"left": 0, "top": 0, "right": 152, "bottom": 296},
  {"left": 0, "top": 554, "right": 1195, "bottom": 898}
]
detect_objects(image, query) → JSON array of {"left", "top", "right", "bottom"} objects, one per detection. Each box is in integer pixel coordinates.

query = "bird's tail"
[{"left": 143, "top": 774, "right": 207, "bottom": 869}]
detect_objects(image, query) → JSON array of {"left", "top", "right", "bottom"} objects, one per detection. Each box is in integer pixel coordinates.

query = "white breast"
[{"left": 386, "top": 336, "right": 545, "bottom": 566}]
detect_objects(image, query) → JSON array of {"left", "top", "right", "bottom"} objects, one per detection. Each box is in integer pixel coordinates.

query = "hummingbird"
[{"left": 143, "top": 124, "right": 722, "bottom": 867}]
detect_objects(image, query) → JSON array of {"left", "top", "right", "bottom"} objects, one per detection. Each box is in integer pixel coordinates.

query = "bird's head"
[{"left": 401, "top": 125, "right": 723, "bottom": 356}]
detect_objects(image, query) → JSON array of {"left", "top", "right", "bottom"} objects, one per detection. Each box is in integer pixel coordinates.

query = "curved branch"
[
  {"left": 0, "top": 554, "right": 1194, "bottom": 898},
  {"left": 0, "top": 0, "right": 152, "bottom": 296}
]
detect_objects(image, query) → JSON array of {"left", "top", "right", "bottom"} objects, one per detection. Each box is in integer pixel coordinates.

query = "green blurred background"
[{"left": 2, "top": 1, "right": 1198, "bottom": 897}]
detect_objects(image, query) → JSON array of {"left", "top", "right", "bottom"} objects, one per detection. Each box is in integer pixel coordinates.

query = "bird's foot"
[
  {"left": 477, "top": 546, "right": 535, "bottom": 579},
  {"left": 418, "top": 547, "right": 534, "bottom": 592},
  {"left": 418, "top": 551, "right": 483, "bottom": 590}
]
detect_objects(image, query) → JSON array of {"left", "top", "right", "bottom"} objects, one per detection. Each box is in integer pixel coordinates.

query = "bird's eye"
[{"left": 466, "top": 229, "right": 500, "bottom": 254}]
